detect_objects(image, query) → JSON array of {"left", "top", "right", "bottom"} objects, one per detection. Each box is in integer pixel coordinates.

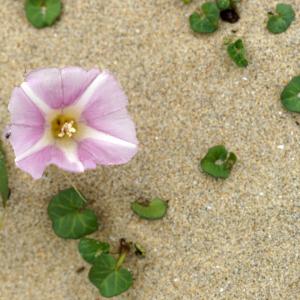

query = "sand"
[{"left": 0, "top": 0, "right": 300, "bottom": 299}]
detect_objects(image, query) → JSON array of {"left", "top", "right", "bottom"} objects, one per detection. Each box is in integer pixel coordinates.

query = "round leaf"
[
  {"left": 89, "top": 254, "right": 133, "bottom": 298},
  {"left": 131, "top": 198, "right": 168, "bottom": 220},
  {"left": 48, "top": 188, "right": 99, "bottom": 239},
  {"left": 281, "top": 76, "right": 300, "bottom": 112},
  {"left": 200, "top": 145, "right": 237, "bottom": 179},
  {"left": 79, "top": 238, "right": 110, "bottom": 264},
  {"left": 267, "top": 3, "right": 295, "bottom": 34},
  {"left": 25, "top": 0, "right": 62, "bottom": 29},
  {"left": 189, "top": 2, "right": 220, "bottom": 33}
]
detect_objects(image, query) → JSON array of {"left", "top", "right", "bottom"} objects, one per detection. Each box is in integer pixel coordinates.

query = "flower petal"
[
  {"left": 16, "top": 145, "right": 84, "bottom": 179},
  {"left": 73, "top": 70, "right": 128, "bottom": 116},
  {"left": 24, "top": 68, "right": 63, "bottom": 109},
  {"left": 61, "top": 67, "right": 100, "bottom": 107},
  {"left": 24, "top": 67, "right": 101, "bottom": 110},
  {"left": 8, "top": 87, "right": 45, "bottom": 126},
  {"left": 82, "top": 108, "right": 138, "bottom": 144},
  {"left": 77, "top": 124, "right": 138, "bottom": 167},
  {"left": 10, "top": 125, "right": 45, "bottom": 157},
  {"left": 16, "top": 146, "right": 53, "bottom": 179}
]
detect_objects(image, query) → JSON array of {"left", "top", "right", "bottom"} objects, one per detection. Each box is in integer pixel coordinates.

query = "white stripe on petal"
[
  {"left": 15, "top": 129, "right": 53, "bottom": 162},
  {"left": 71, "top": 72, "right": 109, "bottom": 112},
  {"left": 21, "top": 82, "right": 52, "bottom": 114},
  {"left": 55, "top": 140, "right": 85, "bottom": 172},
  {"left": 78, "top": 124, "right": 137, "bottom": 149}
]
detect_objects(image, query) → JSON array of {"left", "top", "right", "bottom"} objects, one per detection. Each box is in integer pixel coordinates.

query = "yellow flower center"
[{"left": 51, "top": 115, "right": 78, "bottom": 139}]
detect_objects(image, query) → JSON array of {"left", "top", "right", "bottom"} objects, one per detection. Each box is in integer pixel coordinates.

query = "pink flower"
[{"left": 8, "top": 67, "right": 138, "bottom": 179}]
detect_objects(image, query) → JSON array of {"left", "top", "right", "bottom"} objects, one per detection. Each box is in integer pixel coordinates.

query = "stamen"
[{"left": 57, "top": 121, "right": 77, "bottom": 138}]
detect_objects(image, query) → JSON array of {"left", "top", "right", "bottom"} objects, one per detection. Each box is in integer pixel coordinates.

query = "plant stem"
[{"left": 115, "top": 252, "right": 127, "bottom": 270}]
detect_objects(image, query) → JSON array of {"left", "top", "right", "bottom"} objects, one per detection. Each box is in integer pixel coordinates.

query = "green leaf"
[
  {"left": 25, "top": 0, "right": 62, "bottom": 29},
  {"left": 89, "top": 254, "right": 133, "bottom": 298},
  {"left": 227, "top": 39, "right": 248, "bottom": 68},
  {"left": 0, "top": 143, "right": 9, "bottom": 208},
  {"left": 281, "top": 76, "right": 300, "bottom": 112},
  {"left": 48, "top": 188, "right": 99, "bottom": 239},
  {"left": 200, "top": 145, "right": 237, "bottom": 179},
  {"left": 189, "top": 2, "right": 220, "bottom": 33},
  {"left": 79, "top": 238, "right": 110, "bottom": 264},
  {"left": 131, "top": 198, "right": 168, "bottom": 220},
  {"left": 267, "top": 3, "right": 295, "bottom": 34},
  {"left": 217, "top": 0, "right": 231, "bottom": 10},
  {"left": 182, "top": 0, "right": 192, "bottom": 4}
]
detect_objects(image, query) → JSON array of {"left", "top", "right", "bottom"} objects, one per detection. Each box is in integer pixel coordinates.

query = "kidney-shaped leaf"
[
  {"left": 200, "top": 145, "right": 237, "bottom": 179},
  {"left": 89, "top": 253, "right": 133, "bottom": 298},
  {"left": 131, "top": 198, "right": 168, "bottom": 220},
  {"left": 48, "top": 188, "right": 99, "bottom": 239},
  {"left": 267, "top": 3, "right": 295, "bottom": 34},
  {"left": 79, "top": 238, "right": 110, "bottom": 264},
  {"left": 281, "top": 76, "right": 300, "bottom": 112},
  {"left": 25, "top": 0, "right": 62, "bottom": 29},
  {"left": 189, "top": 2, "right": 220, "bottom": 33}
]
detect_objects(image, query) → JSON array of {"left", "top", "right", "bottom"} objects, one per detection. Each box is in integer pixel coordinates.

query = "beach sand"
[{"left": 0, "top": 0, "right": 299, "bottom": 299}]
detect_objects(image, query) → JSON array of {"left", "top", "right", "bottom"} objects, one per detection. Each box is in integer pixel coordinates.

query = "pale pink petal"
[
  {"left": 8, "top": 87, "right": 45, "bottom": 126},
  {"left": 24, "top": 67, "right": 101, "bottom": 109},
  {"left": 82, "top": 108, "right": 138, "bottom": 144},
  {"left": 25, "top": 68, "right": 63, "bottom": 109},
  {"left": 16, "top": 145, "right": 84, "bottom": 179},
  {"left": 16, "top": 146, "right": 53, "bottom": 179},
  {"left": 76, "top": 71, "right": 128, "bottom": 117},
  {"left": 10, "top": 125, "right": 44, "bottom": 156},
  {"left": 61, "top": 67, "right": 100, "bottom": 107},
  {"left": 78, "top": 138, "right": 138, "bottom": 168}
]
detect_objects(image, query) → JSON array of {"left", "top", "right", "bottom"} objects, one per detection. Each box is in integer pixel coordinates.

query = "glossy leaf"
[
  {"left": 89, "top": 253, "right": 133, "bottom": 298},
  {"left": 189, "top": 2, "right": 220, "bottom": 33},
  {"left": 200, "top": 145, "right": 237, "bottom": 179},
  {"left": 48, "top": 188, "right": 99, "bottom": 239},
  {"left": 131, "top": 198, "right": 168, "bottom": 220},
  {"left": 79, "top": 238, "right": 110, "bottom": 264},
  {"left": 281, "top": 76, "right": 300, "bottom": 112},
  {"left": 227, "top": 39, "right": 248, "bottom": 68},
  {"left": 0, "top": 143, "right": 9, "bottom": 208},
  {"left": 267, "top": 3, "right": 295, "bottom": 34},
  {"left": 25, "top": 0, "right": 62, "bottom": 29}
]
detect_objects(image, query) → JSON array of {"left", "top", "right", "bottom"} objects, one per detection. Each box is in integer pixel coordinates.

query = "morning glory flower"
[{"left": 8, "top": 67, "right": 138, "bottom": 179}]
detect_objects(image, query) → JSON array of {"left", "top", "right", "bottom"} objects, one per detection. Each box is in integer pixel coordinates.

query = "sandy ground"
[{"left": 0, "top": 0, "right": 300, "bottom": 299}]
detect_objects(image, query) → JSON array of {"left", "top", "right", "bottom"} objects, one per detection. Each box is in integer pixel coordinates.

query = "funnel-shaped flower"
[{"left": 8, "top": 67, "right": 138, "bottom": 179}]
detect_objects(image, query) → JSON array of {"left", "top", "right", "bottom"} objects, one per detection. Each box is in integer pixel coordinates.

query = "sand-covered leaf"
[
  {"left": 0, "top": 143, "right": 9, "bottom": 208},
  {"left": 79, "top": 238, "right": 110, "bottom": 264},
  {"left": 48, "top": 188, "right": 99, "bottom": 239},
  {"left": 89, "top": 253, "right": 133, "bottom": 298},
  {"left": 281, "top": 76, "right": 300, "bottom": 112},
  {"left": 189, "top": 2, "right": 220, "bottom": 33},
  {"left": 227, "top": 39, "right": 248, "bottom": 68},
  {"left": 200, "top": 145, "right": 237, "bottom": 179},
  {"left": 131, "top": 198, "right": 168, "bottom": 220},
  {"left": 267, "top": 3, "right": 295, "bottom": 34},
  {"left": 25, "top": 0, "right": 62, "bottom": 29}
]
